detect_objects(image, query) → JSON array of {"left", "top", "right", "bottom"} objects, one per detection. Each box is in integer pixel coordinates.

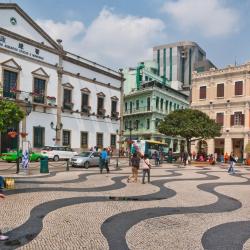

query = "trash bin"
[
  {"left": 168, "top": 155, "right": 173, "bottom": 163},
  {"left": 40, "top": 156, "right": 49, "bottom": 173}
]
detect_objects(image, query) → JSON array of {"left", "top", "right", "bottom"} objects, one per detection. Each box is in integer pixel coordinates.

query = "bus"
[{"left": 131, "top": 140, "right": 168, "bottom": 158}]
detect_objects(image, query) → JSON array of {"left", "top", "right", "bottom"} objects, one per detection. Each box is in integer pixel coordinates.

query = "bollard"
[
  {"left": 66, "top": 159, "right": 70, "bottom": 171},
  {"left": 116, "top": 156, "right": 119, "bottom": 169}
]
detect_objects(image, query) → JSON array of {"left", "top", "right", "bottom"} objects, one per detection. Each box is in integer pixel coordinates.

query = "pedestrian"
[
  {"left": 224, "top": 152, "right": 229, "bottom": 163},
  {"left": 192, "top": 151, "right": 196, "bottom": 160},
  {"left": 228, "top": 152, "right": 236, "bottom": 174},
  {"left": 153, "top": 151, "right": 160, "bottom": 166},
  {"left": 128, "top": 153, "right": 141, "bottom": 183},
  {"left": 100, "top": 148, "right": 109, "bottom": 174},
  {"left": 183, "top": 151, "right": 188, "bottom": 166},
  {"left": 0, "top": 193, "right": 9, "bottom": 241},
  {"left": 141, "top": 154, "right": 152, "bottom": 184}
]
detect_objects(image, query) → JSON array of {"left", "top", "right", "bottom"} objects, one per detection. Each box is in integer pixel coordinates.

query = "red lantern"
[
  {"left": 7, "top": 131, "right": 17, "bottom": 138},
  {"left": 20, "top": 132, "right": 28, "bottom": 138}
]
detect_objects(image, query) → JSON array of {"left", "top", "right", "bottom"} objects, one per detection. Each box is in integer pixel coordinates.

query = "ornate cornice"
[{"left": 192, "top": 63, "right": 250, "bottom": 80}]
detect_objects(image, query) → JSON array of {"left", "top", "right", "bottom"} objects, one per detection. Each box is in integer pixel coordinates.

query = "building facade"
[
  {"left": 153, "top": 41, "right": 215, "bottom": 93},
  {"left": 191, "top": 63, "right": 250, "bottom": 159},
  {"left": 123, "top": 61, "right": 189, "bottom": 152},
  {"left": 0, "top": 3, "right": 123, "bottom": 152}
]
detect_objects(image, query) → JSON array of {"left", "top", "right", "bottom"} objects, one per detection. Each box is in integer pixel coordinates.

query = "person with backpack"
[
  {"left": 141, "top": 154, "right": 152, "bottom": 184},
  {"left": 128, "top": 152, "right": 141, "bottom": 183}
]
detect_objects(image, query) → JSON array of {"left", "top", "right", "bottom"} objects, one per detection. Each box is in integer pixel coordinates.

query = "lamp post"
[
  {"left": 127, "top": 126, "right": 135, "bottom": 166},
  {"left": 116, "top": 129, "right": 124, "bottom": 169},
  {"left": 50, "top": 122, "right": 63, "bottom": 145},
  {"left": 16, "top": 101, "right": 32, "bottom": 174}
]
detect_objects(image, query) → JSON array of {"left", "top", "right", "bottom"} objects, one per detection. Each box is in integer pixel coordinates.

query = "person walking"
[
  {"left": 183, "top": 151, "right": 188, "bottom": 166},
  {"left": 141, "top": 154, "right": 152, "bottom": 184},
  {"left": 100, "top": 148, "right": 110, "bottom": 174},
  {"left": 128, "top": 153, "right": 141, "bottom": 183},
  {"left": 228, "top": 152, "right": 236, "bottom": 174},
  {"left": 0, "top": 193, "right": 9, "bottom": 241}
]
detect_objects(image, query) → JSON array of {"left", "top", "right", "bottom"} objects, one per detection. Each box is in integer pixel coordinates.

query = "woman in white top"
[{"left": 141, "top": 154, "right": 152, "bottom": 184}]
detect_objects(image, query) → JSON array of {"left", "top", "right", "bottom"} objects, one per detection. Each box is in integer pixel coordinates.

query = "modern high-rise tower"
[{"left": 153, "top": 41, "right": 216, "bottom": 92}]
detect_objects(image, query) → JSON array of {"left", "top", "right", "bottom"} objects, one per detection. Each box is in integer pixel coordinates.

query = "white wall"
[
  {"left": 63, "top": 60, "right": 121, "bottom": 89},
  {"left": 0, "top": 9, "right": 53, "bottom": 48}
]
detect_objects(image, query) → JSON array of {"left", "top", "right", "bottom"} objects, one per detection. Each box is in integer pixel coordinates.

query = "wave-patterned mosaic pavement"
[{"left": 1, "top": 163, "right": 250, "bottom": 250}]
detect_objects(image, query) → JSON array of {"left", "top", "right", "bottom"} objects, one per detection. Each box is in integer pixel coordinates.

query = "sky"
[{"left": 5, "top": 0, "right": 250, "bottom": 71}]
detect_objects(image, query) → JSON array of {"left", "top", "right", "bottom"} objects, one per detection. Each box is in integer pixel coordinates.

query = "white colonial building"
[{"left": 0, "top": 3, "right": 123, "bottom": 152}]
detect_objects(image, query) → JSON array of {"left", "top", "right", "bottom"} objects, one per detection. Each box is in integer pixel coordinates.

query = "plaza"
[{"left": 0, "top": 161, "right": 250, "bottom": 249}]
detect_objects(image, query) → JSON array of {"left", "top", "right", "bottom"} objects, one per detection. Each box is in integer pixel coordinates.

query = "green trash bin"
[{"left": 40, "top": 156, "right": 49, "bottom": 173}]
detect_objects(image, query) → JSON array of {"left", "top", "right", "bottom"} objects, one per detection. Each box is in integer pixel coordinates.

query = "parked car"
[
  {"left": 1, "top": 151, "right": 42, "bottom": 163},
  {"left": 70, "top": 151, "right": 100, "bottom": 168},
  {"left": 41, "top": 146, "right": 77, "bottom": 161}
]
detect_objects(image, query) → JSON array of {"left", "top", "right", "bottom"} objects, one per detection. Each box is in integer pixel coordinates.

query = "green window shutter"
[{"left": 34, "top": 127, "right": 44, "bottom": 148}]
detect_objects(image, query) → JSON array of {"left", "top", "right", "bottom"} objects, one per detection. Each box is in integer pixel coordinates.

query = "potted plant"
[
  {"left": 63, "top": 102, "right": 74, "bottom": 110},
  {"left": 10, "top": 87, "right": 21, "bottom": 94},
  {"left": 47, "top": 96, "right": 56, "bottom": 105}
]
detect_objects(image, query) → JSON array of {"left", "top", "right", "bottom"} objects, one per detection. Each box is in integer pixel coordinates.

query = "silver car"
[{"left": 70, "top": 151, "right": 100, "bottom": 168}]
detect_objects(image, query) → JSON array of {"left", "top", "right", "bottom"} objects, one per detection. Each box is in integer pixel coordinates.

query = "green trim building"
[{"left": 123, "top": 60, "right": 189, "bottom": 152}]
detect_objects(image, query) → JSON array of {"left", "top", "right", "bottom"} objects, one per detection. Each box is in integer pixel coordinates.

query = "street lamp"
[
  {"left": 16, "top": 101, "right": 32, "bottom": 174},
  {"left": 50, "top": 122, "right": 63, "bottom": 144},
  {"left": 127, "top": 126, "right": 136, "bottom": 166}
]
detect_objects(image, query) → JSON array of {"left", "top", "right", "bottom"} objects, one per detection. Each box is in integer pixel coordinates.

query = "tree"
[
  {"left": 0, "top": 99, "right": 25, "bottom": 132},
  {"left": 158, "top": 109, "right": 222, "bottom": 155}
]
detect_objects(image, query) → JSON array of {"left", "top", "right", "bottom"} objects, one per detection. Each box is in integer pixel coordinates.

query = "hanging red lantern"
[
  {"left": 20, "top": 132, "right": 28, "bottom": 138},
  {"left": 7, "top": 131, "right": 17, "bottom": 138}
]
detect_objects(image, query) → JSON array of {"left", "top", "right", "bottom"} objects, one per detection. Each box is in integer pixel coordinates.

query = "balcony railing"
[
  {"left": 3, "top": 91, "right": 16, "bottom": 99},
  {"left": 97, "top": 108, "right": 106, "bottom": 116},
  {"left": 1, "top": 89, "right": 57, "bottom": 107},
  {"left": 111, "top": 111, "right": 119, "bottom": 119},
  {"left": 81, "top": 105, "right": 91, "bottom": 114},
  {"left": 63, "top": 102, "right": 74, "bottom": 110},
  {"left": 124, "top": 106, "right": 152, "bottom": 115}
]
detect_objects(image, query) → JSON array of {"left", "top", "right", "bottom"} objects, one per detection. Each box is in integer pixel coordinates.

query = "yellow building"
[{"left": 191, "top": 63, "right": 250, "bottom": 160}]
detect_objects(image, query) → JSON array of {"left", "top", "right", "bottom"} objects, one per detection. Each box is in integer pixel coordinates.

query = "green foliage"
[
  {"left": 158, "top": 109, "right": 221, "bottom": 154},
  {"left": 158, "top": 109, "right": 221, "bottom": 140},
  {"left": 0, "top": 100, "right": 25, "bottom": 132}
]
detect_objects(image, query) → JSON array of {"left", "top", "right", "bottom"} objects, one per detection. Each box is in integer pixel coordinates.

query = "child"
[{"left": 141, "top": 154, "right": 152, "bottom": 184}]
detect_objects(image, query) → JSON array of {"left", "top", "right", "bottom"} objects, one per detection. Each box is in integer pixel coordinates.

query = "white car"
[{"left": 41, "top": 146, "right": 78, "bottom": 161}]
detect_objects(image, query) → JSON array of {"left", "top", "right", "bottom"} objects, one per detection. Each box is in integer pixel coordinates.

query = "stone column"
[
  {"left": 224, "top": 135, "right": 232, "bottom": 155},
  {"left": 207, "top": 139, "right": 214, "bottom": 155},
  {"left": 244, "top": 133, "right": 249, "bottom": 159},
  {"left": 56, "top": 43, "right": 64, "bottom": 146},
  {"left": 56, "top": 65, "right": 63, "bottom": 146},
  {"left": 119, "top": 69, "right": 124, "bottom": 155}
]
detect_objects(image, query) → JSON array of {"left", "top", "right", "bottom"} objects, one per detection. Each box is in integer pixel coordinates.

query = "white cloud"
[
  {"left": 162, "top": 0, "right": 239, "bottom": 37},
  {"left": 36, "top": 19, "right": 86, "bottom": 53},
  {"left": 37, "top": 9, "right": 166, "bottom": 68}
]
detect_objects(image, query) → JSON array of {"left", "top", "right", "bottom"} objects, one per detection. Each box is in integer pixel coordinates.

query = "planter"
[
  {"left": 19, "top": 92, "right": 31, "bottom": 102},
  {"left": 47, "top": 96, "right": 56, "bottom": 105}
]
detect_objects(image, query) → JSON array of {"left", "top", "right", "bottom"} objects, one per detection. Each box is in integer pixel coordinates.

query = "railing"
[
  {"left": 1, "top": 89, "right": 57, "bottom": 106},
  {"left": 81, "top": 105, "right": 91, "bottom": 114},
  {"left": 124, "top": 106, "right": 153, "bottom": 115}
]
